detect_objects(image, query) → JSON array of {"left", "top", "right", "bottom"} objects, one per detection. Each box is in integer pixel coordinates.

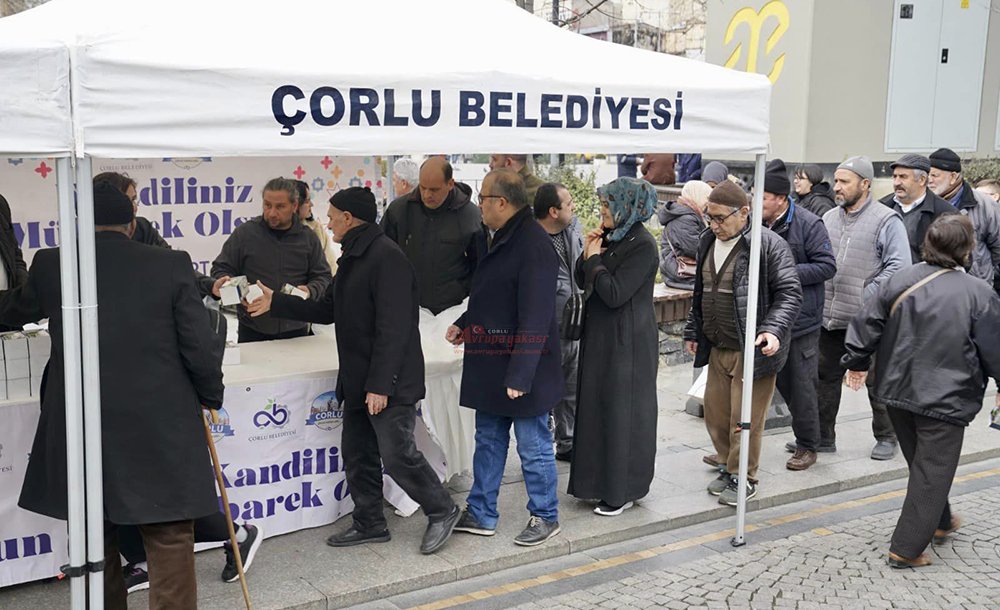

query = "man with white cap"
[
  {"left": 818, "top": 156, "right": 910, "bottom": 461},
  {"left": 926, "top": 147, "right": 1000, "bottom": 284}
]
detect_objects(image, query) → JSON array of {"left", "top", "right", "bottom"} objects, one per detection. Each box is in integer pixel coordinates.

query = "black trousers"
[
  {"left": 237, "top": 324, "right": 311, "bottom": 343},
  {"left": 816, "top": 328, "right": 896, "bottom": 444},
  {"left": 343, "top": 403, "right": 454, "bottom": 532},
  {"left": 118, "top": 512, "right": 232, "bottom": 564},
  {"left": 888, "top": 407, "right": 963, "bottom": 559},
  {"left": 775, "top": 329, "right": 821, "bottom": 452}
]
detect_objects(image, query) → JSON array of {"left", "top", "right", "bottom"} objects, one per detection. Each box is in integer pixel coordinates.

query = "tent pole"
[
  {"left": 732, "top": 152, "right": 767, "bottom": 547},
  {"left": 56, "top": 157, "right": 87, "bottom": 610},
  {"left": 76, "top": 156, "right": 106, "bottom": 608}
]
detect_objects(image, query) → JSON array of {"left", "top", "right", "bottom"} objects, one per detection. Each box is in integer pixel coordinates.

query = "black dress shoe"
[
  {"left": 420, "top": 505, "right": 461, "bottom": 555},
  {"left": 555, "top": 449, "right": 573, "bottom": 462},
  {"left": 326, "top": 526, "right": 391, "bottom": 547}
]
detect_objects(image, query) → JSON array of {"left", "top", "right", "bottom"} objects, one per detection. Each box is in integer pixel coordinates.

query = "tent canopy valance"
[{"left": 0, "top": 0, "right": 770, "bottom": 159}]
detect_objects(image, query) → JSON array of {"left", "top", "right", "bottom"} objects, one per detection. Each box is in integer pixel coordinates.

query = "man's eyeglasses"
[
  {"left": 707, "top": 208, "right": 740, "bottom": 225},
  {"left": 477, "top": 194, "right": 503, "bottom": 205}
]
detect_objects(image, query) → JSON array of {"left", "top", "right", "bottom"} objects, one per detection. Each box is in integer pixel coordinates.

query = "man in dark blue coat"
[
  {"left": 446, "top": 169, "right": 563, "bottom": 546},
  {"left": 759, "top": 160, "right": 837, "bottom": 471}
]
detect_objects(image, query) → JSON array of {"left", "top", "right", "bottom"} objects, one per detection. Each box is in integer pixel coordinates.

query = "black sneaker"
[
  {"left": 555, "top": 449, "right": 573, "bottom": 462},
  {"left": 453, "top": 509, "right": 496, "bottom": 536},
  {"left": 222, "top": 523, "right": 264, "bottom": 583},
  {"left": 514, "top": 516, "right": 560, "bottom": 546},
  {"left": 123, "top": 563, "right": 149, "bottom": 594}
]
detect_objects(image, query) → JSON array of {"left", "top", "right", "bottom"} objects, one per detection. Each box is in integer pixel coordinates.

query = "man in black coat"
[
  {"left": 445, "top": 169, "right": 563, "bottom": 547},
  {"left": 0, "top": 182, "right": 225, "bottom": 609},
  {"left": 0, "top": 192, "right": 28, "bottom": 331},
  {"left": 380, "top": 157, "right": 481, "bottom": 314},
  {"left": 879, "top": 154, "right": 957, "bottom": 263},
  {"left": 759, "top": 161, "right": 837, "bottom": 471},
  {"left": 247, "top": 187, "right": 460, "bottom": 555},
  {"left": 684, "top": 180, "right": 802, "bottom": 506},
  {"left": 93, "top": 171, "right": 219, "bottom": 299}
]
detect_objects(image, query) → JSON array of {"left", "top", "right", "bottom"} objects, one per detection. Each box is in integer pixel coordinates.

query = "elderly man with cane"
[{"left": 0, "top": 182, "right": 227, "bottom": 609}]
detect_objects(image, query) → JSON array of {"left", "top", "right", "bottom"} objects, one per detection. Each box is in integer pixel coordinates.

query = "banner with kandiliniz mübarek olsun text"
[
  {"left": 0, "top": 376, "right": 446, "bottom": 588},
  {"left": 0, "top": 155, "right": 387, "bottom": 269}
]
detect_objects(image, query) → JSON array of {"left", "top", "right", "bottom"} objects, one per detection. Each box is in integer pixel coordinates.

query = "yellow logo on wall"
[{"left": 724, "top": 1, "right": 790, "bottom": 84}]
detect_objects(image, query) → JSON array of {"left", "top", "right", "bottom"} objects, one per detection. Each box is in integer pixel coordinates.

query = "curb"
[{"left": 328, "top": 445, "right": 1000, "bottom": 608}]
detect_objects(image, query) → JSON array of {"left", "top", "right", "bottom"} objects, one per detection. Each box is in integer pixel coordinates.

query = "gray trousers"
[{"left": 554, "top": 338, "right": 580, "bottom": 453}]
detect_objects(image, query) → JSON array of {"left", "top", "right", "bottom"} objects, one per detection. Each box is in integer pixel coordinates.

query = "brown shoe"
[
  {"left": 786, "top": 449, "right": 817, "bottom": 471},
  {"left": 888, "top": 552, "right": 931, "bottom": 568},
  {"left": 933, "top": 516, "right": 962, "bottom": 543},
  {"left": 702, "top": 453, "right": 723, "bottom": 468}
]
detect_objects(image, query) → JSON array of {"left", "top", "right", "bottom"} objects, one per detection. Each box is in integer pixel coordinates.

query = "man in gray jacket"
[
  {"left": 534, "top": 182, "right": 583, "bottom": 461},
  {"left": 927, "top": 148, "right": 1000, "bottom": 284},
  {"left": 212, "top": 177, "right": 332, "bottom": 342},
  {"left": 819, "top": 156, "right": 911, "bottom": 460}
]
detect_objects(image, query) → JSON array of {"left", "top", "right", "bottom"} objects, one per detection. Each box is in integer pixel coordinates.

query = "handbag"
[{"left": 665, "top": 230, "right": 697, "bottom": 279}]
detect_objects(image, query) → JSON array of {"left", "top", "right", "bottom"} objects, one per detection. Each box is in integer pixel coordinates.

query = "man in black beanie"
[
  {"left": 246, "top": 186, "right": 461, "bottom": 555},
  {"left": 0, "top": 180, "right": 225, "bottom": 609},
  {"left": 758, "top": 159, "right": 837, "bottom": 471},
  {"left": 927, "top": 147, "right": 1000, "bottom": 284}
]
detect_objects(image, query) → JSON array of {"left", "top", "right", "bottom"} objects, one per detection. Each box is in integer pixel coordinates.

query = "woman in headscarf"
[{"left": 568, "top": 178, "right": 660, "bottom": 516}]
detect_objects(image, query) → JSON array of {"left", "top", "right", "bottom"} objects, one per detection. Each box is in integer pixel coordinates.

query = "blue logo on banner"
[
  {"left": 253, "top": 399, "right": 290, "bottom": 429},
  {"left": 305, "top": 391, "right": 343, "bottom": 431},
  {"left": 206, "top": 407, "right": 236, "bottom": 443}
]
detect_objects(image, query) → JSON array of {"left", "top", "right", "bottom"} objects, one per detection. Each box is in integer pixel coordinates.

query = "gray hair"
[
  {"left": 912, "top": 169, "right": 928, "bottom": 183},
  {"left": 393, "top": 158, "right": 419, "bottom": 185}
]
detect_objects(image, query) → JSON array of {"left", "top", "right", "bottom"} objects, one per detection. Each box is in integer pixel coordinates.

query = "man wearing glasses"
[
  {"left": 684, "top": 180, "right": 802, "bottom": 506},
  {"left": 446, "top": 169, "right": 563, "bottom": 546}
]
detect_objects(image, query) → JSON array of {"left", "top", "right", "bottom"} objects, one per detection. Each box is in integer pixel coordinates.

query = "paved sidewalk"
[{"left": 1, "top": 364, "right": 997, "bottom": 609}]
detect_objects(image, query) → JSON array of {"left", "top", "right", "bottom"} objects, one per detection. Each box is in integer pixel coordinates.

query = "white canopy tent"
[{"left": 0, "top": 1, "right": 772, "bottom": 607}]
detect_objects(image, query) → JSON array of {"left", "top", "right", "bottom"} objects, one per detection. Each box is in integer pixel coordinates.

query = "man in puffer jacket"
[{"left": 684, "top": 180, "right": 802, "bottom": 507}]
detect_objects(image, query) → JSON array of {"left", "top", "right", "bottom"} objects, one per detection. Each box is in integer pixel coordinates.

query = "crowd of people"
[{"left": 0, "top": 149, "right": 998, "bottom": 607}]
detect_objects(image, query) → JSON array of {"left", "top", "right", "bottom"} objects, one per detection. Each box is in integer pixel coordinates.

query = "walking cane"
[{"left": 203, "top": 410, "right": 253, "bottom": 610}]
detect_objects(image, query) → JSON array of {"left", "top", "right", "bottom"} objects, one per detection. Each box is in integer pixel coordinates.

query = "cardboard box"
[
  {"left": 281, "top": 284, "right": 309, "bottom": 300},
  {"left": 244, "top": 283, "right": 264, "bottom": 303},
  {"left": 26, "top": 332, "right": 51, "bottom": 358},
  {"left": 5, "top": 357, "right": 29, "bottom": 380},
  {"left": 2, "top": 333, "right": 29, "bottom": 360},
  {"left": 7, "top": 378, "right": 31, "bottom": 400},
  {"left": 223, "top": 342, "right": 241, "bottom": 366},
  {"left": 219, "top": 276, "right": 249, "bottom": 306},
  {"left": 30, "top": 375, "right": 44, "bottom": 397}
]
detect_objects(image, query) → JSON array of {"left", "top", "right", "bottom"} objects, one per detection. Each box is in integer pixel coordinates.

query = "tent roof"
[{"left": 0, "top": 0, "right": 770, "bottom": 158}]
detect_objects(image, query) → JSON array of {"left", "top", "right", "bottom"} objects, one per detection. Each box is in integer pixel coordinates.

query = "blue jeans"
[{"left": 466, "top": 411, "right": 559, "bottom": 529}]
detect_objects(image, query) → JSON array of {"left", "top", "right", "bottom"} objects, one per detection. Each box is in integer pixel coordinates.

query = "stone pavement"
[
  {"left": 373, "top": 457, "right": 1000, "bottom": 610},
  {"left": 1, "top": 364, "right": 997, "bottom": 609}
]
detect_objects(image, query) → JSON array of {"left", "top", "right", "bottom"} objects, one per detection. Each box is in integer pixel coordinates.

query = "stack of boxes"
[{"left": 0, "top": 330, "right": 50, "bottom": 400}]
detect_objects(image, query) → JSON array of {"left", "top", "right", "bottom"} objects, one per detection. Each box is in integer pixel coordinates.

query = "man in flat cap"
[
  {"left": 0, "top": 181, "right": 225, "bottom": 609},
  {"left": 757, "top": 159, "right": 837, "bottom": 472},
  {"left": 879, "top": 154, "right": 957, "bottom": 264},
  {"left": 247, "top": 186, "right": 461, "bottom": 555},
  {"left": 684, "top": 180, "right": 802, "bottom": 505},
  {"left": 927, "top": 147, "right": 1000, "bottom": 284},
  {"left": 819, "top": 156, "right": 911, "bottom": 461}
]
